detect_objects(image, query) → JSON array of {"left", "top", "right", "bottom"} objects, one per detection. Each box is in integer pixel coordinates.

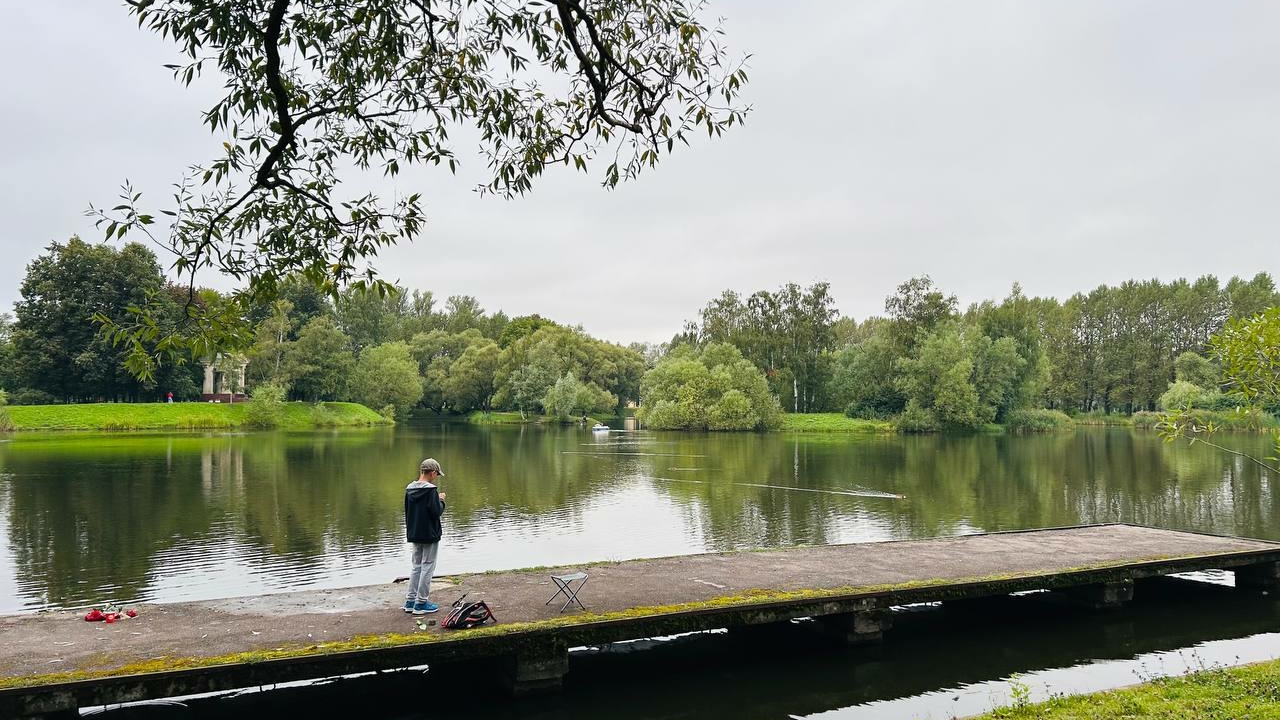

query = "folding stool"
[{"left": 546, "top": 571, "right": 589, "bottom": 612}]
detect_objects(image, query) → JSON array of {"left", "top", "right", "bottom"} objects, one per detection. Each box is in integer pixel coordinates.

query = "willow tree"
[
  {"left": 95, "top": 0, "right": 749, "bottom": 376},
  {"left": 1159, "top": 308, "right": 1280, "bottom": 473}
]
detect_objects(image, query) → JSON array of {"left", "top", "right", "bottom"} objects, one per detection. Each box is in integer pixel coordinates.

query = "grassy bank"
[
  {"left": 1005, "top": 409, "right": 1075, "bottom": 433},
  {"left": 461, "top": 411, "right": 896, "bottom": 433},
  {"left": 1071, "top": 409, "right": 1279, "bottom": 431},
  {"left": 779, "top": 413, "right": 894, "bottom": 433},
  {"left": 971, "top": 658, "right": 1280, "bottom": 719},
  {"left": 467, "top": 411, "right": 531, "bottom": 425},
  {"left": 1070, "top": 411, "right": 1136, "bottom": 427},
  {"left": 4, "top": 402, "right": 389, "bottom": 431},
  {"left": 1131, "top": 408, "right": 1279, "bottom": 431},
  {"left": 466, "top": 411, "right": 613, "bottom": 426},
  {"left": 401, "top": 408, "right": 1278, "bottom": 436}
]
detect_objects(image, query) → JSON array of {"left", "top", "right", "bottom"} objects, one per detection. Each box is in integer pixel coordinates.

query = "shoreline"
[
  {"left": 966, "top": 656, "right": 1280, "bottom": 719},
  {"left": 423, "top": 410, "right": 1277, "bottom": 435},
  {"left": 0, "top": 401, "right": 390, "bottom": 432}
]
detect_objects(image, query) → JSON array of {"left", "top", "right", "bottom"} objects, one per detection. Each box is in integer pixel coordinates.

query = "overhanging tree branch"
[{"left": 94, "top": 0, "right": 749, "bottom": 377}]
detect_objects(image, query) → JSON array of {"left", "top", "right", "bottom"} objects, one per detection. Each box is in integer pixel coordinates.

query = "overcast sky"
[{"left": 2, "top": 1, "right": 1278, "bottom": 344}]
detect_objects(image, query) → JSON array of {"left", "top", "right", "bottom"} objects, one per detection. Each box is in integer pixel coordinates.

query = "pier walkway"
[{"left": 3, "top": 524, "right": 1278, "bottom": 718}]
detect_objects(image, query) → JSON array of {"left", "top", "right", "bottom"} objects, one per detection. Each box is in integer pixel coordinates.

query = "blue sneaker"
[
  {"left": 412, "top": 601, "right": 439, "bottom": 615},
  {"left": 403, "top": 600, "right": 415, "bottom": 613}
]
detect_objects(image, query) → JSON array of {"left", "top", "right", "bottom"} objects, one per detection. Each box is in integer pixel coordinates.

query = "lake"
[
  {"left": 1, "top": 423, "right": 1275, "bottom": 614},
  {"left": 5, "top": 423, "right": 1280, "bottom": 719}
]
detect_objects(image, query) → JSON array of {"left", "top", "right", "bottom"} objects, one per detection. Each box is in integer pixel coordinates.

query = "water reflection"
[{"left": 0, "top": 426, "right": 1275, "bottom": 611}]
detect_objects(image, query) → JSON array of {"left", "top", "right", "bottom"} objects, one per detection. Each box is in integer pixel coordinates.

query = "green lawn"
[
  {"left": 466, "top": 411, "right": 606, "bottom": 426},
  {"left": 4, "top": 402, "right": 387, "bottom": 431},
  {"left": 466, "top": 411, "right": 530, "bottom": 425},
  {"left": 972, "top": 659, "right": 1280, "bottom": 719},
  {"left": 778, "top": 413, "right": 894, "bottom": 433}
]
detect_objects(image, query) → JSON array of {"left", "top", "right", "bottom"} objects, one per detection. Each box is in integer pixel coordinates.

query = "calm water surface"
[
  {"left": 0, "top": 423, "right": 1275, "bottom": 613},
  {"left": 4, "top": 423, "right": 1280, "bottom": 720}
]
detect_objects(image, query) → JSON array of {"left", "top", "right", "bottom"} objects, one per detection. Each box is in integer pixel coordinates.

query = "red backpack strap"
[{"left": 442, "top": 605, "right": 465, "bottom": 629}]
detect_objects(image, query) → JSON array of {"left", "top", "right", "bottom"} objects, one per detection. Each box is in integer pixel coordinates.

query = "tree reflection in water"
[{"left": 0, "top": 426, "right": 1274, "bottom": 611}]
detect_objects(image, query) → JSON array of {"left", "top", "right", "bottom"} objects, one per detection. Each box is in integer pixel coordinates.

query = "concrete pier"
[
  {"left": 2, "top": 524, "right": 1277, "bottom": 717},
  {"left": 1235, "top": 560, "right": 1280, "bottom": 590},
  {"left": 503, "top": 640, "right": 571, "bottom": 695},
  {"left": 1055, "top": 579, "right": 1136, "bottom": 609}
]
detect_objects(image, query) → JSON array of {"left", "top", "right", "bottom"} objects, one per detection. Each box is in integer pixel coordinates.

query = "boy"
[{"left": 403, "top": 458, "right": 447, "bottom": 614}]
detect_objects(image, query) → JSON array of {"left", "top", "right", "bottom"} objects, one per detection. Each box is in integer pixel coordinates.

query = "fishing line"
[
  {"left": 562, "top": 451, "right": 708, "bottom": 458},
  {"left": 649, "top": 476, "right": 903, "bottom": 499}
]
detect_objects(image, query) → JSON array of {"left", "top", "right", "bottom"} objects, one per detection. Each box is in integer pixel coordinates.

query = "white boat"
[{"left": 590, "top": 424, "right": 610, "bottom": 432}]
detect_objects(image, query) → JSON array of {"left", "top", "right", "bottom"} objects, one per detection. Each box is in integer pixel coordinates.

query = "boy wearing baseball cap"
[{"left": 403, "top": 458, "right": 447, "bottom": 614}]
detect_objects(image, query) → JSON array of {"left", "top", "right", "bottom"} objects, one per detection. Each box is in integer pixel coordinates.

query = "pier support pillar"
[
  {"left": 501, "top": 640, "right": 569, "bottom": 696},
  {"left": 1056, "top": 579, "right": 1134, "bottom": 609},
  {"left": 1235, "top": 561, "right": 1280, "bottom": 591},
  {"left": 815, "top": 610, "right": 892, "bottom": 645},
  {"left": 7, "top": 691, "right": 78, "bottom": 720}
]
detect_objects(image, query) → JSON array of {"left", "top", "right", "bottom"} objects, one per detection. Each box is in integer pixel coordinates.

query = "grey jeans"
[{"left": 406, "top": 542, "right": 440, "bottom": 603}]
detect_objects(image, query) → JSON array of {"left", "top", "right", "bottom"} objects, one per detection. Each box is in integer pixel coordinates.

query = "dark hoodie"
[{"left": 405, "top": 479, "right": 447, "bottom": 543}]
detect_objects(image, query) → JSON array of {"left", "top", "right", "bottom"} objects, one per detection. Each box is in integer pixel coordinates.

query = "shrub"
[
  {"left": 1069, "top": 410, "right": 1133, "bottom": 426},
  {"left": 379, "top": 404, "right": 398, "bottom": 421},
  {"left": 9, "top": 389, "right": 57, "bottom": 406},
  {"left": 1202, "top": 392, "right": 1248, "bottom": 412},
  {"left": 638, "top": 343, "right": 781, "bottom": 431},
  {"left": 1207, "top": 409, "right": 1273, "bottom": 431},
  {"left": 244, "top": 382, "right": 288, "bottom": 428},
  {"left": 844, "top": 404, "right": 889, "bottom": 420},
  {"left": 1140, "top": 407, "right": 1278, "bottom": 431},
  {"left": 642, "top": 398, "right": 702, "bottom": 430},
  {"left": 1159, "top": 381, "right": 1211, "bottom": 410},
  {"left": 1131, "top": 411, "right": 1163, "bottom": 428},
  {"left": 1005, "top": 408, "right": 1073, "bottom": 433},
  {"left": 311, "top": 402, "right": 339, "bottom": 426},
  {"left": 0, "top": 388, "right": 11, "bottom": 432},
  {"left": 707, "top": 389, "right": 756, "bottom": 430},
  {"left": 896, "top": 399, "right": 939, "bottom": 433}
]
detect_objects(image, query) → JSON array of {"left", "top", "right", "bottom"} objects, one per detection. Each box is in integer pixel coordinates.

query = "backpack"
[{"left": 442, "top": 595, "right": 496, "bottom": 629}]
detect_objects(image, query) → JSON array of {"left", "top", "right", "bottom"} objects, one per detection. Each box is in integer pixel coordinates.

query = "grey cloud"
[{"left": 1, "top": 1, "right": 1277, "bottom": 345}]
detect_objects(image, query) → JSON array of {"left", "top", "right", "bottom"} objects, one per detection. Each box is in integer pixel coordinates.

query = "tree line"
[
  {"left": 669, "top": 274, "right": 1279, "bottom": 430},
  {"left": 3, "top": 237, "right": 1276, "bottom": 431},
  {"left": 0, "top": 238, "right": 644, "bottom": 419}
]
